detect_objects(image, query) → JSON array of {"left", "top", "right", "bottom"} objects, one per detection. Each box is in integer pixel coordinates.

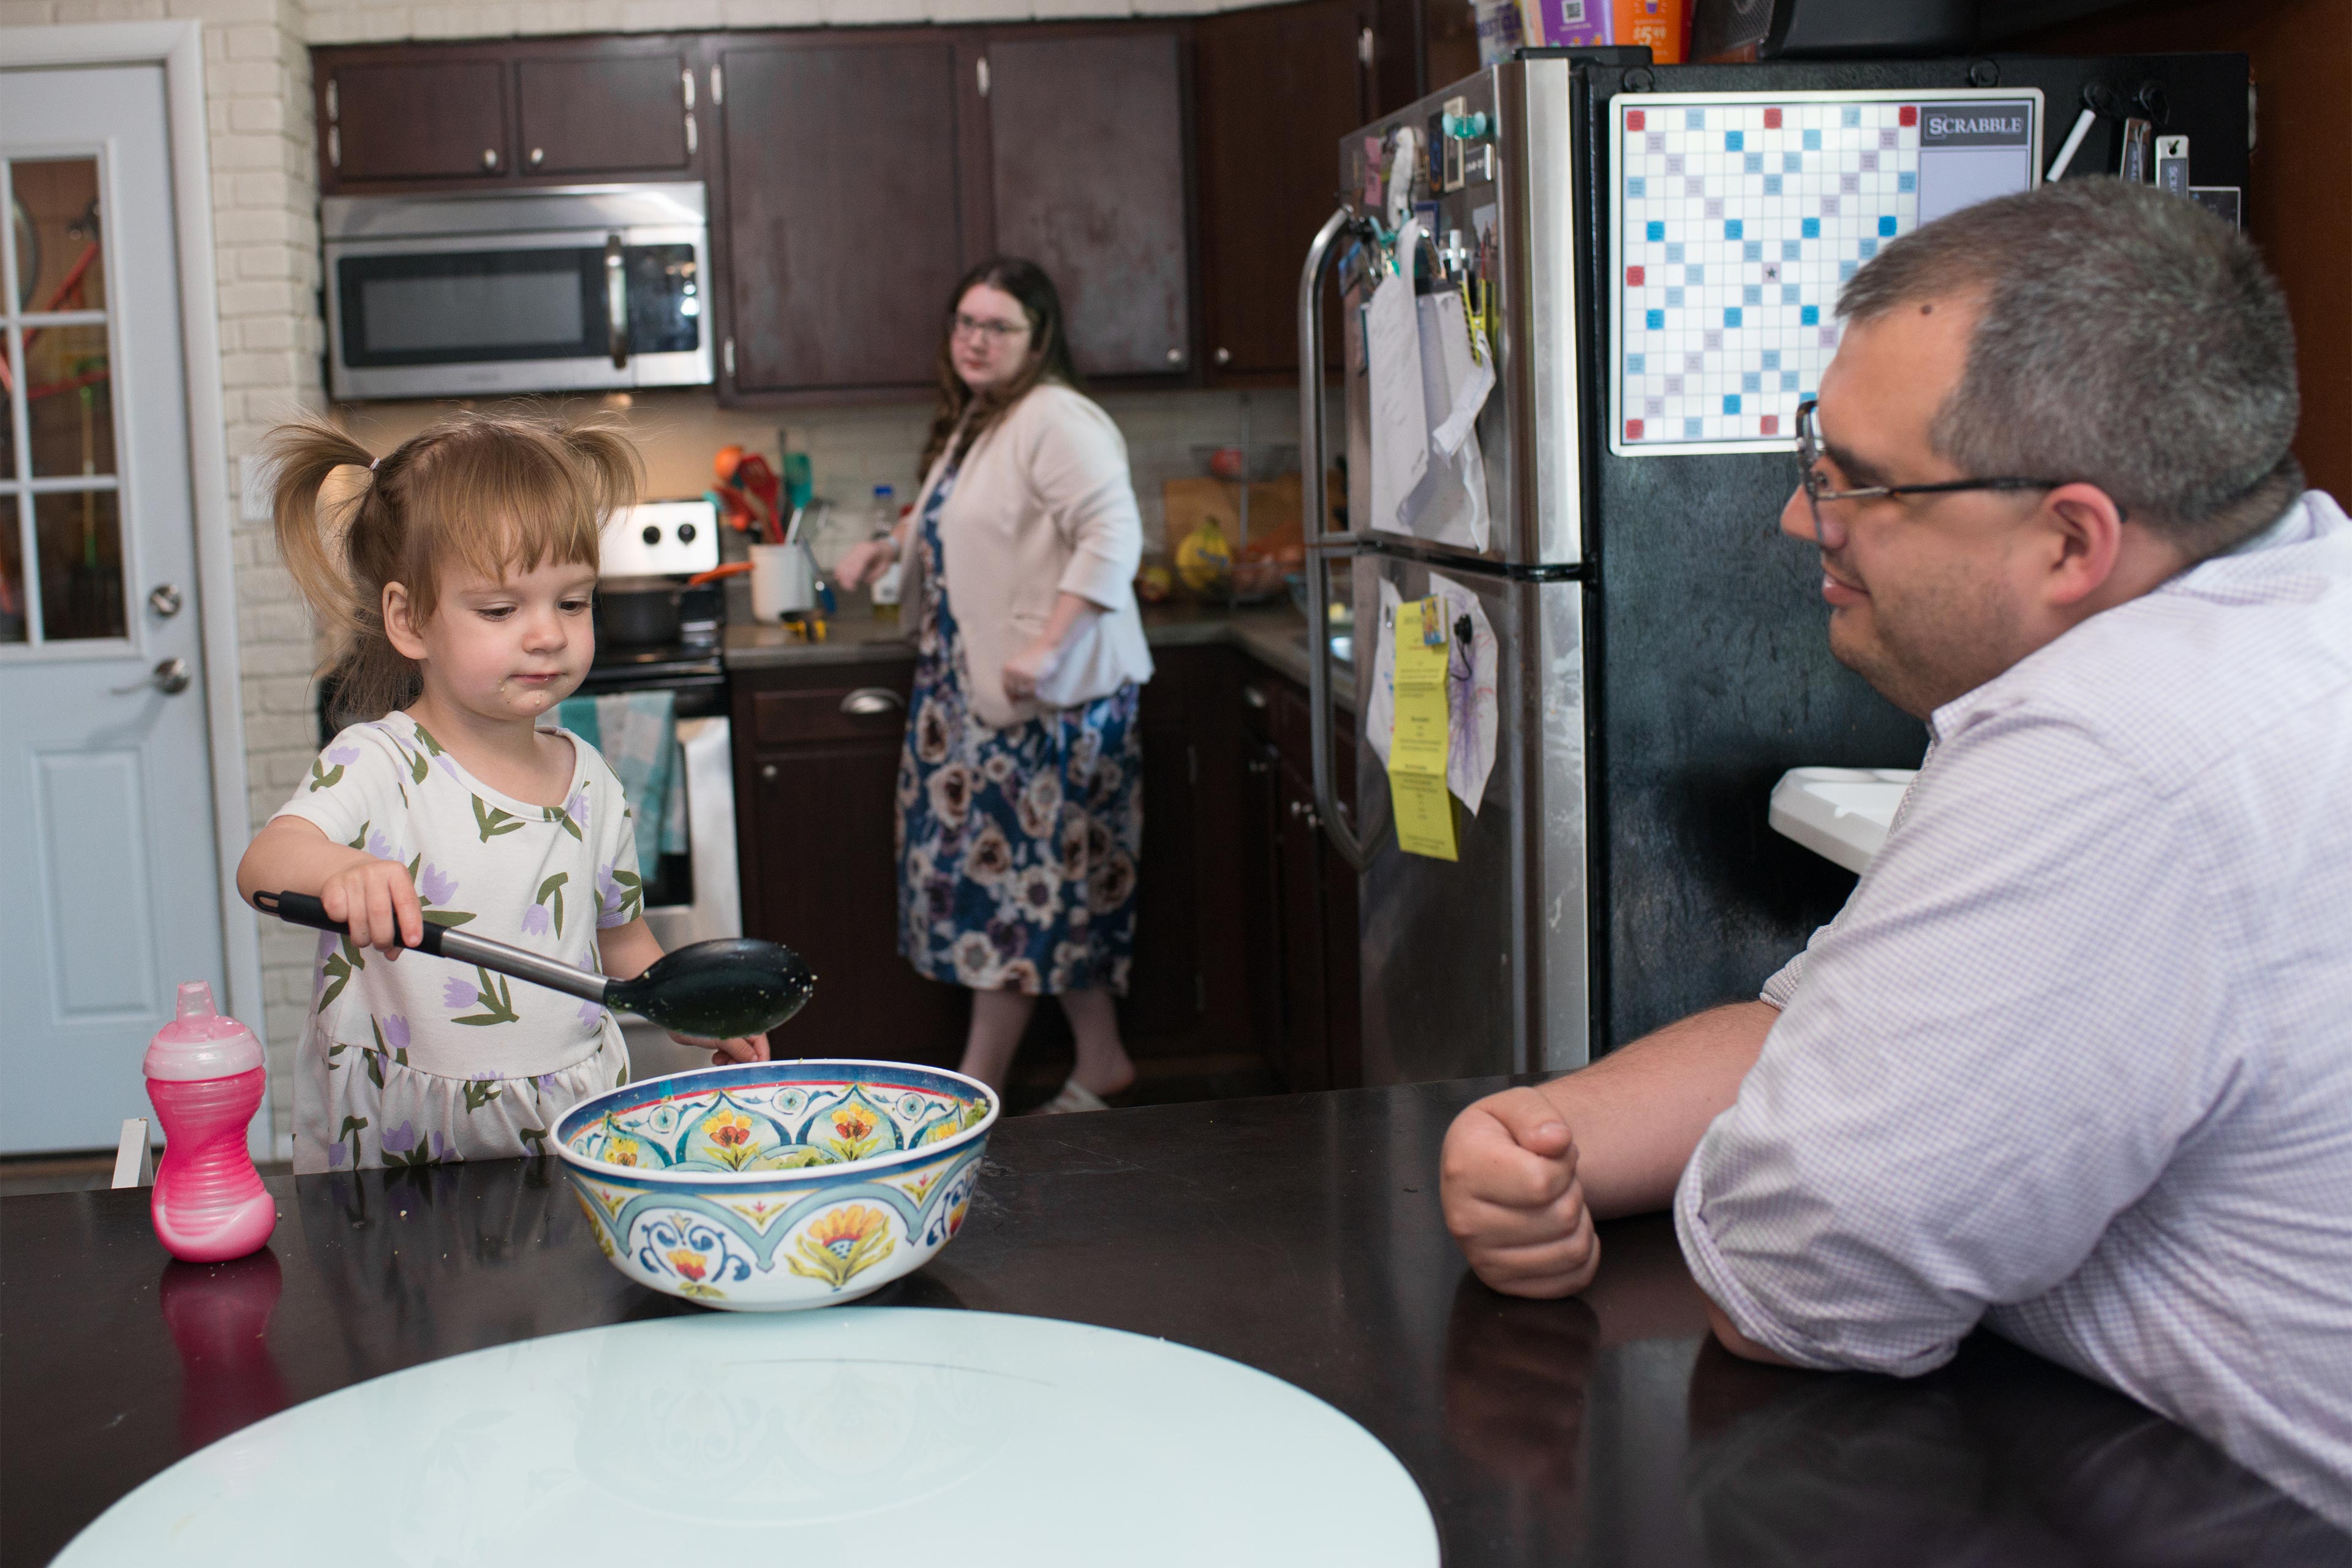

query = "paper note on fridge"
[
  {"left": 1427, "top": 571, "right": 1498, "bottom": 813},
  {"left": 1400, "top": 290, "right": 1493, "bottom": 552},
  {"left": 1366, "top": 578, "right": 1403, "bottom": 770},
  {"left": 1366, "top": 224, "right": 1431, "bottom": 538},
  {"left": 1389, "top": 596, "right": 1459, "bottom": 861}
]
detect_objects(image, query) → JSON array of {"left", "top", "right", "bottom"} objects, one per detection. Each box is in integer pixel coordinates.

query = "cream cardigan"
[{"left": 902, "top": 382, "right": 1153, "bottom": 728}]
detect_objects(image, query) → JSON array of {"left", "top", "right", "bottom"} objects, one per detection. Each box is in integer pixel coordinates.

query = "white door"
[{"left": 0, "top": 63, "right": 227, "bottom": 1153}]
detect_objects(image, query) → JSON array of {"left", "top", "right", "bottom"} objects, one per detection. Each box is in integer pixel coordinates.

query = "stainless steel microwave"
[{"left": 322, "top": 183, "right": 712, "bottom": 401}]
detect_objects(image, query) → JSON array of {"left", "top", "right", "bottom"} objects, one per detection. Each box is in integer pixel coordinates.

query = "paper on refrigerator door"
[
  {"left": 1427, "top": 572, "right": 1499, "bottom": 814},
  {"left": 1403, "top": 290, "right": 1493, "bottom": 552},
  {"left": 1366, "top": 577, "right": 1403, "bottom": 768},
  {"left": 1389, "top": 595, "right": 1459, "bottom": 861},
  {"left": 1367, "top": 222, "right": 1431, "bottom": 538}
]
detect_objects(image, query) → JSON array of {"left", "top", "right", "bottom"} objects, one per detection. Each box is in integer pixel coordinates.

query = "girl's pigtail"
[
  {"left": 557, "top": 418, "right": 644, "bottom": 526},
  {"left": 262, "top": 415, "right": 379, "bottom": 649}
]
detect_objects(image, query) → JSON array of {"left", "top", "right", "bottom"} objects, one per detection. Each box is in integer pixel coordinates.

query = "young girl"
[{"left": 238, "top": 410, "right": 764, "bottom": 1175}]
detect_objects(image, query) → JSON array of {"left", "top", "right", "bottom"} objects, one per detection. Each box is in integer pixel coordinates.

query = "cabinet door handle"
[
  {"left": 605, "top": 233, "right": 628, "bottom": 369},
  {"left": 1242, "top": 684, "right": 1268, "bottom": 710},
  {"left": 1215, "top": 347, "right": 1232, "bottom": 366},
  {"left": 1246, "top": 758, "right": 1271, "bottom": 776},
  {"left": 482, "top": 146, "right": 499, "bottom": 170},
  {"left": 840, "top": 687, "right": 905, "bottom": 717},
  {"left": 760, "top": 763, "right": 778, "bottom": 781},
  {"left": 529, "top": 146, "right": 545, "bottom": 167}
]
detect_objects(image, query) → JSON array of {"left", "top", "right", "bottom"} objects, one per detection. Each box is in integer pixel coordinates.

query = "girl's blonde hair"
[{"left": 263, "top": 408, "right": 639, "bottom": 726}]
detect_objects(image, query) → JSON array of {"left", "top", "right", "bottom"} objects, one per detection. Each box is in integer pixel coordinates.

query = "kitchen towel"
[{"left": 555, "top": 691, "right": 685, "bottom": 882}]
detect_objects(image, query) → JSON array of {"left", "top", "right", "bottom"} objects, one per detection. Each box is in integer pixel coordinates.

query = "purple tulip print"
[
  {"left": 442, "top": 976, "right": 478, "bottom": 1009},
  {"left": 579, "top": 998, "right": 605, "bottom": 1027},
  {"left": 417, "top": 862, "right": 458, "bottom": 906},
  {"left": 326, "top": 745, "right": 361, "bottom": 767},
  {"left": 521, "top": 903, "right": 551, "bottom": 937},
  {"left": 382, "top": 1014, "right": 410, "bottom": 1053},
  {"left": 567, "top": 788, "right": 590, "bottom": 829},
  {"left": 380, "top": 1119, "right": 418, "bottom": 1155},
  {"left": 366, "top": 829, "right": 395, "bottom": 862},
  {"left": 431, "top": 1131, "right": 456, "bottom": 1161},
  {"left": 327, "top": 1140, "right": 349, "bottom": 1169},
  {"left": 596, "top": 864, "right": 623, "bottom": 916}
]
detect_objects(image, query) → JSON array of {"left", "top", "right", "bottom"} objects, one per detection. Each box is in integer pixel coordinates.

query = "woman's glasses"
[{"left": 951, "top": 313, "right": 1030, "bottom": 344}]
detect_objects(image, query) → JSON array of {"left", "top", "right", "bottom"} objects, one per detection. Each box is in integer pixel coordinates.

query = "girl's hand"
[
  {"left": 320, "top": 856, "right": 423, "bottom": 959},
  {"left": 835, "top": 537, "right": 895, "bottom": 591},
  {"left": 1002, "top": 636, "right": 1061, "bottom": 703},
  {"left": 674, "top": 1032, "right": 772, "bottom": 1067}
]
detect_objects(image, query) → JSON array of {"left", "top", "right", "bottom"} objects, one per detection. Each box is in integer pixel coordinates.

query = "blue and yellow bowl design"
[{"left": 552, "top": 1060, "right": 999, "bottom": 1311}]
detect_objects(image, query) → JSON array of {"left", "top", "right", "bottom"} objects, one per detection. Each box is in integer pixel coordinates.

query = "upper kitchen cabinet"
[
  {"left": 321, "top": 57, "right": 511, "bottom": 184},
  {"left": 979, "top": 29, "right": 1193, "bottom": 379},
  {"left": 1196, "top": 0, "right": 1374, "bottom": 380},
  {"left": 314, "top": 39, "right": 707, "bottom": 195},
  {"left": 514, "top": 49, "right": 696, "bottom": 176},
  {"left": 715, "top": 35, "right": 974, "bottom": 396}
]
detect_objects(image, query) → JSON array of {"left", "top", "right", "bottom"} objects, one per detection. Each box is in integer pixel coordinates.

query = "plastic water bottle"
[
  {"left": 870, "top": 484, "right": 903, "bottom": 621},
  {"left": 143, "top": 981, "right": 275, "bottom": 1263}
]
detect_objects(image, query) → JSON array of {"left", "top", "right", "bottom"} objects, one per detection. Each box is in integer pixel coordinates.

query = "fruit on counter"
[
  {"left": 1175, "top": 518, "right": 1232, "bottom": 593},
  {"left": 1134, "top": 562, "right": 1174, "bottom": 604}
]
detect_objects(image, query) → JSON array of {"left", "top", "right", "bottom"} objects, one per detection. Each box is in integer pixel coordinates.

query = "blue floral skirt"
[{"left": 894, "top": 493, "right": 1143, "bottom": 995}]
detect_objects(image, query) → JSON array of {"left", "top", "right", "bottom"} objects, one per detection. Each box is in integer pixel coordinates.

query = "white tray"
[
  {"left": 59, "top": 1308, "right": 1439, "bottom": 1567},
  {"left": 1768, "top": 766, "right": 1918, "bottom": 873}
]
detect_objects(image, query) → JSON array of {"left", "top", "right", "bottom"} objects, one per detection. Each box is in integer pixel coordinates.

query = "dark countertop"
[
  {"left": 726, "top": 600, "right": 1357, "bottom": 706},
  {"left": 5, "top": 1079, "right": 2340, "bottom": 1566}
]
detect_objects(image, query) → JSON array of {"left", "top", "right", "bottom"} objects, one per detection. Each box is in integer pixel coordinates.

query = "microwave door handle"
[{"left": 605, "top": 234, "right": 628, "bottom": 369}]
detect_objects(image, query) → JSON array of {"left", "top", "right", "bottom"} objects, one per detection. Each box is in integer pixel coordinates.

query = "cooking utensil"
[{"left": 254, "top": 891, "right": 816, "bottom": 1038}]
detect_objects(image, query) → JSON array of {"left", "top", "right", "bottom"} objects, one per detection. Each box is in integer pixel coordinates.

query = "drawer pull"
[{"left": 840, "top": 687, "right": 905, "bottom": 717}]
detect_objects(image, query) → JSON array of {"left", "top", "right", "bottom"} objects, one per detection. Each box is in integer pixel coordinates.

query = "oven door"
[{"left": 325, "top": 225, "right": 711, "bottom": 399}]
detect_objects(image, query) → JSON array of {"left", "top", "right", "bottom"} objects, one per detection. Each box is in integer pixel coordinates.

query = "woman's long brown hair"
[
  {"left": 918, "top": 257, "right": 1084, "bottom": 480},
  {"left": 264, "top": 407, "right": 639, "bottom": 728}
]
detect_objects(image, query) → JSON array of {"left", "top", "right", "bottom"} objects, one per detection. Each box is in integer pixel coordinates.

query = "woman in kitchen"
[{"left": 835, "top": 257, "right": 1153, "bottom": 1113}]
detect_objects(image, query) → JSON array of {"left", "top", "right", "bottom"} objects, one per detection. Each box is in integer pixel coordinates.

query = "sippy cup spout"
[{"left": 176, "top": 981, "right": 217, "bottom": 1022}]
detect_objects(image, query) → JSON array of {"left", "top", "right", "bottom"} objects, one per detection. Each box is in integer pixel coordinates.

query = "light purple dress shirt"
[{"left": 1675, "top": 491, "right": 2352, "bottom": 1528}]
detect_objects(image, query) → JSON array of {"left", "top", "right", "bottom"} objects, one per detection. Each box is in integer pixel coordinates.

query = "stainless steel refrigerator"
[{"left": 1298, "top": 48, "right": 2250, "bottom": 1083}]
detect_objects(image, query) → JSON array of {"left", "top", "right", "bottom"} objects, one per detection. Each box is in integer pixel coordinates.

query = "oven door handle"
[{"left": 605, "top": 234, "right": 629, "bottom": 369}]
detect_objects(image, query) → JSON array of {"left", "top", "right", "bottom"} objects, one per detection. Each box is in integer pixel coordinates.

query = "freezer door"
[
  {"left": 1338, "top": 60, "right": 1587, "bottom": 571},
  {"left": 1350, "top": 551, "right": 1591, "bottom": 1084}
]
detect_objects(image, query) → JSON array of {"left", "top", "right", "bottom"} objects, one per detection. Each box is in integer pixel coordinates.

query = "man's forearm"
[{"left": 1536, "top": 1001, "right": 1777, "bottom": 1220}]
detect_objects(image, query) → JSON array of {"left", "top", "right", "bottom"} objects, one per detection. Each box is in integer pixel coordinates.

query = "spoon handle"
[{"left": 254, "top": 891, "right": 613, "bottom": 1007}]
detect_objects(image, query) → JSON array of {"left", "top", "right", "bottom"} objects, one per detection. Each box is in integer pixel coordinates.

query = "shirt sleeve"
[
  {"left": 1675, "top": 706, "right": 2242, "bottom": 1376},
  {"left": 270, "top": 723, "right": 409, "bottom": 862},
  {"left": 1030, "top": 394, "right": 1144, "bottom": 611},
  {"left": 590, "top": 751, "right": 643, "bottom": 930}
]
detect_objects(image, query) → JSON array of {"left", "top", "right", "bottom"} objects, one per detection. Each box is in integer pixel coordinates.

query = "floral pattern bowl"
[{"left": 552, "top": 1059, "right": 999, "bottom": 1311}]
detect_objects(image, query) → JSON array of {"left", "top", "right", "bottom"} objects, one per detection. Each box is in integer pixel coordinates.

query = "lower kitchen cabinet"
[
  {"left": 1264, "top": 675, "right": 1361, "bottom": 1092},
  {"left": 734, "top": 658, "right": 967, "bottom": 1064}
]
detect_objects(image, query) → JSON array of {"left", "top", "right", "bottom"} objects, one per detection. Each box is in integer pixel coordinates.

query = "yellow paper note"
[{"left": 1389, "top": 596, "right": 1458, "bottom": 861}]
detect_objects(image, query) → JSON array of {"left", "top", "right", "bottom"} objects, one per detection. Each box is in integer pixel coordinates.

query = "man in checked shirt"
[{"left": 1441, "top": 176, "right": 2352, "bottom": 1525}]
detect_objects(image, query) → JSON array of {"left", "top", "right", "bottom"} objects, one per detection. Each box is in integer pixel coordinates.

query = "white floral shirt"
[{"left": 273, "top": 710, "right": 643, "bottom": 1172}]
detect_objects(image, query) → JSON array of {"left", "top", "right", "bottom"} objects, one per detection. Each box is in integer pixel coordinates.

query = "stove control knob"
[
  {"left": 677, "top": 522, "right": 697, "bottom": 543},
  {"left": 641, "top": 524, "right": 662, "bottom": 545}
]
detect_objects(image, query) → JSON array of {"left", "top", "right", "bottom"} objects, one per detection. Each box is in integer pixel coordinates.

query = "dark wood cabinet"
[
  {"left": 325, "top": 59, "right": 511, "bottom": 183},
  {"left": 317, "top": 39, "right": 707, "bottom": 194},
  {"left": 1195, "top": 0, "right": 1373, "bottom": 379},
  {"left": 1252, "top": 671, "right": 1362, "bottom": 1091},
  {"left": 981, "top": 30, "right": 1193, "bottom": 379},
  {"left": 733, "top": 660, "right": 968, "bottom": 1063},
  {"left": 516, "top": 51, "right": 693, "bottom": 176},
  {"left": 715, "top": 36, "right": 974, "bottom": 395}
]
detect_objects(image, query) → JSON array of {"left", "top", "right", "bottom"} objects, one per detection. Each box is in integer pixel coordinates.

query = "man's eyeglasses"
[
  {"left": 1795, "top": 398, "right": 2077, "bottom": 530},
  {"left": 951, "top": 313, "right": 1030, "bottom": 343}
]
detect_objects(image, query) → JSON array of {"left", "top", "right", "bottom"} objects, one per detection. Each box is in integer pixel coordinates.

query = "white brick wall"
[{"left": 9, "top": 0, "right": 1314, "bottom": 1142}]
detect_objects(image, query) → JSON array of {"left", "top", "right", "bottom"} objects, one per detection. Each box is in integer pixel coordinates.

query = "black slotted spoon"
[{"left": 255, "top": 890, "right": 816, "bottom": 1038}]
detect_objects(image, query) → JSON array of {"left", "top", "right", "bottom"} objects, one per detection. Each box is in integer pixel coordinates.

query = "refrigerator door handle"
[{"left": 1300, "top": 205, "right": 1374, "bottom": 873}]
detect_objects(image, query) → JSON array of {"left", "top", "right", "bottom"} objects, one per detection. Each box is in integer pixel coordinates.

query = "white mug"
[{"left": 750, "top": 542, "right": 815, "bottom": 620}]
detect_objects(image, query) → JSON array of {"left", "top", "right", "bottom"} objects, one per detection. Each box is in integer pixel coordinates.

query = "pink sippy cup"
[{"left": 142, "top": 981, "right": 276, "bottom": 1263}]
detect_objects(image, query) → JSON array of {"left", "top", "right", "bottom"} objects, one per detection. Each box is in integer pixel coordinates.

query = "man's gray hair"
[{"left": 1838, "top": 177, "right": 2301, "bottom": 560}]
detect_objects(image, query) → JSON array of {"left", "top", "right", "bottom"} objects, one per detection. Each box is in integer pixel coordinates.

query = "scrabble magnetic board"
[{"left": 1610, "top": 89, "right": 2042, "bottom": 456}]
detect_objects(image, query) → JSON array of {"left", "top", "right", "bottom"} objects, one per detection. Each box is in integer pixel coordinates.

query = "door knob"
[
  {"left": 1214, "top": 347, "right": 1231, "bottom": 366},
  {"left": 112, "top": 657, "right": 190, "bottom": 696},
  {"left": 1165, "top": 348, "right": 1184, "bottom": 365},
  {"left": 529, "top": 146, "right": 545, "bottom": 167},
  {"left": 148, "top": 583, "right": 183, "bottom": 617},
  {"left": 760, "top": 764, "right": 778, "bottom": 781},
  {"left": 839, "top": 687, "right": 905, "bottom": 717}
]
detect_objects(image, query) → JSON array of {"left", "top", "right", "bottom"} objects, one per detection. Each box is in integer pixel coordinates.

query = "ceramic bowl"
[{"left": 552, "top": 1059, "right": 999, "bottom": 1312}]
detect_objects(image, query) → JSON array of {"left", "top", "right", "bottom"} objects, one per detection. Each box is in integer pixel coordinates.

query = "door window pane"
[
  {"left": 1, "top": 334, "right": 15, "bottom": 481},
  {"left": 10, "top": 159, "right": 107, "bottom": 314},
  {"left": 0, "top": 497, "right": 25, "bottom": 644},
  {"left": 33, "top": 488, "right": 124, "bottom": 641},
  {"left": 26, "top": 322, "right": 113, "bottom": 477}
]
